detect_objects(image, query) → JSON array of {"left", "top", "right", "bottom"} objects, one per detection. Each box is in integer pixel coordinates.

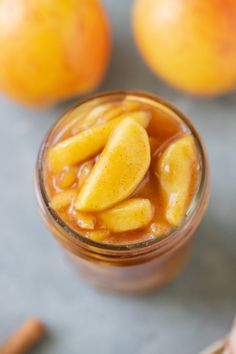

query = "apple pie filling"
[{"left": 44, "top": 96, "right": 200, "bottom": 244}]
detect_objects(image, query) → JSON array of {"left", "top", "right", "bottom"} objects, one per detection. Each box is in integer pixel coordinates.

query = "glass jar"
[{"left": 35, "top": 91, "right": 210, "bottom": 294}]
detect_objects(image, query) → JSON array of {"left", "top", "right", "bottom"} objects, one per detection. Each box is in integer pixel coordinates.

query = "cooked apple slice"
[
  {"left": 83, "top": 103, "right": 115, "bottom": 124},
  {"left": 119, "top": 110, "right": 150, "bottom": 127},
  {"left": 75, "top": 118, "right": 151, "bottom": 211},
  {"left": 83, "top": 100, "right": 143, "bottom": 125},
  {"left": 122, "top": 98, "right": 142, "bottom": 112},
  {"left": 155, "top": 135, "right": 198, "bottom": 226},
  {"left": 98, "top": 198, "right": 153, "bottom": 232},
  {"left": 50, "top": 190, "right": 77, "bottom": 210},
  {"left": 150, "top": 222, "right": 171, "bottom": 238},
  {"left": 74, "top": 211, "right": 96, "bottom": 230},
  {"left": 102, "top": 105, "right": 124, "bottom": 122},
  {"left": 74, "top": 103, "right": 123, "bottom": 131},
  {"left": 107, "top": 110, "right": 150, "bottom": 123},
  {"left": 78, "top": 161, "right": 94, "bottom": 188},
  {"left": 48, "top": 111, "right": 150, "bottom": 173},
  {"left": 57, "top": 167, "right": 77, "bottom": 189},
  {"left": 87, "top": 230, "right": 110, "bottom": 242}
]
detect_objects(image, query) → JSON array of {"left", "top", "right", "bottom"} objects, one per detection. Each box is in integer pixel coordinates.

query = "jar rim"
[{"left": 35, "top": 90, "right": 209, "bottom": 253}]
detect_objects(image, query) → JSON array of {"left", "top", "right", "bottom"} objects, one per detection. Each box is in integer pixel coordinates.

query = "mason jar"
[{"left": 35, "top": 91, "right": 210, "bottom": 294}]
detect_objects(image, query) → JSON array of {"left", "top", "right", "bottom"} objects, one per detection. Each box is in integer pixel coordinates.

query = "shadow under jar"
[{"left": 35, "top": 91, "right": 210, "bottom": 295}]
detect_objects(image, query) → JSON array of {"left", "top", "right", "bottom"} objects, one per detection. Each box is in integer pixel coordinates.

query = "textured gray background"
[{"left": 0, "top": 1, "right": 236, "bottom": 353}]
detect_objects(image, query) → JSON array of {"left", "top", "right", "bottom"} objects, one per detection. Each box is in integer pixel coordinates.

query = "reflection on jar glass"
[{"left": 35, "top": 91, "right": 210, "bottom": 294}]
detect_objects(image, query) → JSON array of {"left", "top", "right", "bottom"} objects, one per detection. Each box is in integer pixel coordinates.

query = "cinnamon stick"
[
  {"left": 199, "top": 338, "right": 226, "bottom": 354},
  {"left": 0, "top": 317, "right": 45, "bottom": 354}
]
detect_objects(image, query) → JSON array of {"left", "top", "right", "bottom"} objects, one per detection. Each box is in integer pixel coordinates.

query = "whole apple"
[
  {"left": 133, "top": 0, "right": 236, "bottom": 96},
  {"left": 0, "top": 0, "right": 110, "bottom": 105}
]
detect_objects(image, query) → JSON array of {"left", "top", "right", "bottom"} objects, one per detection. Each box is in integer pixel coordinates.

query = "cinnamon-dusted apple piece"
[
  {"left": 98, "top": 198, "right": 153, "bottom": 232},
  {"left": 50, "top": 190, "right": 77, "bottom": 210},
  {"left": 48, "top": 111, "right": 150, "bottom": 173},
  {"left": 74, "top": 211, "right": 96, "bottom": 230},
  {"left": 56, "top": 167, "right": 77, "bottom": 189},
  {"left": 87, "top": 230, "right": 110, "bottom": 242},
  {"left": 155, "top": 135, "right": 198, "bottom": 226},
  {"left": 74, "top": 99, "right": 142, "bottom": 131},
  {"left": 75, "top": 118, "right": 151, "bottom": 211}
]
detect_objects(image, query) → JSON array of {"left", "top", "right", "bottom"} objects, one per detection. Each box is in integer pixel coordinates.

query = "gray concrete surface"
[{"left": 0, "top": 1, "right": 236, "bottom": 353}]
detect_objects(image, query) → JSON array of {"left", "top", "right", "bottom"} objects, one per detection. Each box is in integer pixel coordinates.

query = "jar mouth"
[{"left": 36, "top": 90, "right": 209, "bottom": 252}]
